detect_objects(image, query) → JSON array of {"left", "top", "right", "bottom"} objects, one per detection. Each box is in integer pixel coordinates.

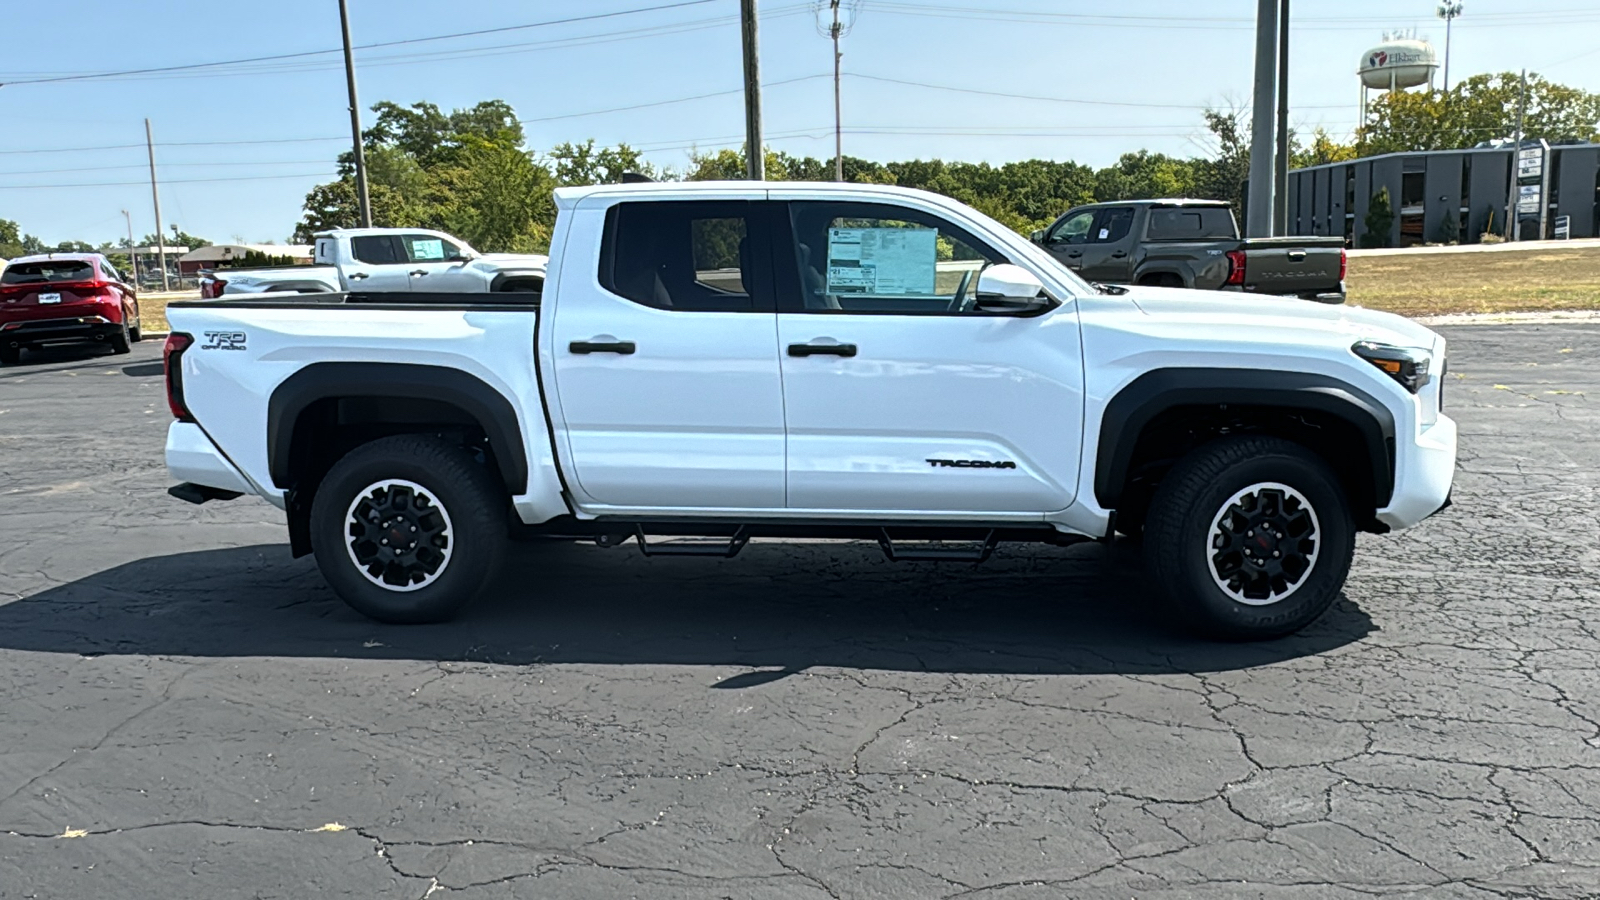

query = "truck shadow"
[{"left": 0, "top": 540, "right": 1372, "bottom": 676}]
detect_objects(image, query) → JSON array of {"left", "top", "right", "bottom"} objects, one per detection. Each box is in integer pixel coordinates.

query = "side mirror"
[
  {"left": 974, "top": 264, "right": 1050, "bottom": 311},
  {"left": 1029, "top": 229, "right": 1046, "bottom": 244}
]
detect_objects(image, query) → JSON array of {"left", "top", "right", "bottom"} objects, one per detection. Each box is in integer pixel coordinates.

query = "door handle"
[
  {"left": 569, "top": 340, "right": 636, "bottom": 355},
  {"left": 409, "top": 269, "right": 428, "bottom": 277},
  {"left": 348, "top": 272, "right": 369, "bottom": 280},
  {"left": 1287, "top": 249, "right": 1307, "bottom": 262},
  {"left": 1111, "top": 251, "right": 1128, "bottom": 258},
  {"left": 788, "top": 342, "right": 857, "bottom": 358},
  {"left": 1066, "top": 251, "right": 1083, "bottom": 258}
]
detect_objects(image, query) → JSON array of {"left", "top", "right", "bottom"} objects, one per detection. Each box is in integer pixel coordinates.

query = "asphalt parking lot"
[{"left": 2, "top": 326, "right": 1598, "bottom": 899}]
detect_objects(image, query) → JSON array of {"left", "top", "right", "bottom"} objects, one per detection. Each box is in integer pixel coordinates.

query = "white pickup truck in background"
[
  {"left": 198, "top": 227, "right": 548, "bottom": 297},
  {"left": 163, "top": 181, "right": 1456, "bottom": 641}
]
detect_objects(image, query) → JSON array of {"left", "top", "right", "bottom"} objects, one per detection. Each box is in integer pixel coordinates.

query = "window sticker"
[
  {"left": 826, "top": 227, "right": 937, "bottom": 295},
  {"left": 410, "top": 238, "right": 446, "bottom": 261},
  {"left": 1097, "top": 228, "right": 1110, "bottom": 240}
]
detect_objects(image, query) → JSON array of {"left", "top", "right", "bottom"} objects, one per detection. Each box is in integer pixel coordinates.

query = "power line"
[
  {"left": 846, "top": 72, "right": 1349, "bottom": 111},
  {"left": 0, "top": 0, "right": 722, "bottom": 86},
  {"left": 0, "top": 172, "right": 336, "bottom": 190}
]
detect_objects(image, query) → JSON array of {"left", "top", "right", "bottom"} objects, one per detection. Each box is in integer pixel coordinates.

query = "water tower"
[{"left": 1359, "top": 32, "right": 1439, "bottom": 118}]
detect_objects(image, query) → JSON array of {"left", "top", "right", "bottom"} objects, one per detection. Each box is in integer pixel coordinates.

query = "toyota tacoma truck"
[
  {"left": 162, "top": 181, "right": 1454, "bottom": 640},
  {"left": 197, "top": 227, "right": 547, "bottom": 297},
  {"left": 1031, "top": 199, "right": 1347, "bottom": 302}
]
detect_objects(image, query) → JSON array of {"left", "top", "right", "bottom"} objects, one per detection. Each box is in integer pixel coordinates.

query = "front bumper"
[
  {"left": 0, "top": 315, "right": 120, "bottom": 347},
  {"left": 166, "top": 421, "right": 254, "bottom": 497},
  {"left": 1375, "top": 413, "right": 1458, "bottom": 531}
]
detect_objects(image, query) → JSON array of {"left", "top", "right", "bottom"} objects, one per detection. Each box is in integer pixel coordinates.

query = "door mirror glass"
[
  {"left": 1029, "top": 228, "right": 1045, "bottom": 244},
  {"left": 974, "top": 264, "right": 1049, "bottom": 311}
]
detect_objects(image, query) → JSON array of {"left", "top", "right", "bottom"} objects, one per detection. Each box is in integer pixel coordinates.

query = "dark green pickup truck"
[{"left": 1031, "top": 199, "right": 1346, "bottom": 303}]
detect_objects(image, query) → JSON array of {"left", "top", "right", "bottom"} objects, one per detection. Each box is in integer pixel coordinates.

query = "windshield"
[{"left": 1, "top": 261, "right": 95, "bottom": 284}]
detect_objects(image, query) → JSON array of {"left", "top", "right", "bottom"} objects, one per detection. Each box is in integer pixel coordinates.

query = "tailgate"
[{"left": 1238, "top": 237, "right": 1344, "bottom": 297}]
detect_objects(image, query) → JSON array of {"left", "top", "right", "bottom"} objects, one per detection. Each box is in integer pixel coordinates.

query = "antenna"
[{"left": 814, "top": 0, "right": 862, "bottom": 181}]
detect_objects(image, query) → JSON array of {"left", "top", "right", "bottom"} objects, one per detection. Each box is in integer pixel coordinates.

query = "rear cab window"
[
  {"left": 1145, "top": 206, "right": 1238, "bottom": 241},
  {"left": 598, "top": 201, "right": 765, "bottom": 312},
  {"left": 350, "top": 236, "right": 403, "bottom": 265}
]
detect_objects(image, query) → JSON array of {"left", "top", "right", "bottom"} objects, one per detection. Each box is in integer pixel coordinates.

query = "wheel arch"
[
  {"left": 1095, "top": 368, "right": 1396, "bottom": 528},
  {"left": 268, "top": 363, "right": 529, "bottom": 555},
  {"left": 1134, "top": 266, "right": 1190, "bottom": 288},
  {"left": 489, "top": 271, "right": 545, "bottom": 293}
]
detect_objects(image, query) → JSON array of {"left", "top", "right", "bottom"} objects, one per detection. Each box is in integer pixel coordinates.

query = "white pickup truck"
[
  {"left": 163, "top": 181, "right": 1455, "bottom": 640},
  {"left": 197, "top": 227, "right": 548, "bottom": 297}
]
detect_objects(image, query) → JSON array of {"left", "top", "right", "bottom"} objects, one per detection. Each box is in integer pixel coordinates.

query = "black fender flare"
[
  {"left": 1133, "top": 265, "right": 1191, "bottom": 288},
  {"left": 261, "top": 282, "right": 337, "bottom": 294},
  {"left": 489, "top": 271, "right": 545, "bottom": 292},
  {"left": 267, "top": 362, "right": 529, "bottom": 494},
  {"left": 1094, "top": 368, "right": 1396, "bottom": 509}
]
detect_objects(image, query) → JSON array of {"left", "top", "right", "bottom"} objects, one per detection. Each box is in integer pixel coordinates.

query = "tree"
[
  {"left": 1361, "top": 187, "right": 1395, "bottom": 249},
  {"left": 292, "top": 178, "right": 415, "bottom": 243},
  {"left": 551, "top": 139, "right": 657, "bottom": 186},
  {"left": 141, "top": 228, "right": 210, "bottom": 249},
  {"left": 1292, "top": 128, "right": 1359, "bottom": 168},
  {"left": 1360, "top": 72, "right": 1600, "bottom": 154},
  {"left": 0, "top": 219, "right": 47, "bottom": 258},
  {"left": 433, "top": 138, "right": 557, "bottom": 253},
  {"left": 1195, "top": 108, "right": 1251, "bottom": 215},
  {"left": 1092, "top": 151, "right": 1200, "bottom": 202},
  {"left": 362, "top": 100, "right": 524, "bottom": 168}
]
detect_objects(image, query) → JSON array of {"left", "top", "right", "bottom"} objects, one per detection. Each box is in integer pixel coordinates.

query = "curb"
[{"left": 1413, "top": 310, "right": 1600, "bottom": 327}]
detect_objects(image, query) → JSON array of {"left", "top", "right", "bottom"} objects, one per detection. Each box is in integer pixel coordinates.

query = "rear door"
[
  {"left": 341, "top": 235, "right": 414, "bottom": 291},
  {"left": 1077, "top": 206, "right": 1136, "bottom": 282},
  {"left": 546, "top": 192, "right": 788, "bottom": 512}
]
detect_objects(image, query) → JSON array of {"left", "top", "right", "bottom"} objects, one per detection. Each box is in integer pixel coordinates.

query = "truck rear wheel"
[
  {"left": 309, "top": 435, "right": 506, "bottom": 623},
  {"left": 1144, "top": 436, "right": 1353, "bottom": 640}
]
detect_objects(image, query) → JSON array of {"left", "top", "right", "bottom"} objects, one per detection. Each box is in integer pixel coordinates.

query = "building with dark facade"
[{"left": 1287, "top": 142, "right": 1600, "bottom": 247}]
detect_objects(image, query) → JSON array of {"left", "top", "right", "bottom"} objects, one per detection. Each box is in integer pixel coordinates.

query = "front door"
[
  {"left": 1039, "top": 208, "right": 1096, "bottom": 273},
  {"left": 344, "top": 235, "right": 417, "bottom": 292},
  {"left": 772, "top": 196, "right": 1085, "bottom": 515},
  {"left": 548, "top": 195, "right": 787, "bottom": 512},
  {"left": 397, "top": 232, "right": 478, "bottom": 291}
]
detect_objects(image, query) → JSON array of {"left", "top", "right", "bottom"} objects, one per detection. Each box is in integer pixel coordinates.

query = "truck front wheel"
[
  {"left": 1144, "top": 436, "right": 1354, "bottom": 640},
  {"left": 309, "top": 435, "right": 506, "bottom": 623}
]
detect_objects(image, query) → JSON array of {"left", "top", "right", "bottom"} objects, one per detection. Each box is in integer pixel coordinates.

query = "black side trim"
[
  {"left": 168, "top": 482, "right": 243, "bottom": 505},
  {"left": 266, "top": 363, "right": 529, "bottom": 494},
  {"left": 1094, "top": 368, "right": 1396, "bottom": 508}
]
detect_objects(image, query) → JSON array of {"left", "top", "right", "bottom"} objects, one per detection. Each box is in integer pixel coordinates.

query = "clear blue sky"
[{"left": 2, "top": 0, "right": 1596, "bottom": 246}]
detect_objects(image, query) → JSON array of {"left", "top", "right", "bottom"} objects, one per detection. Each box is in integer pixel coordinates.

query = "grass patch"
[
  {"left": 1347, "top": 246, "right": 1600, "bottom": 317},
  {"left": 137, "top": 290, "right": 199, "bottom": 333}
]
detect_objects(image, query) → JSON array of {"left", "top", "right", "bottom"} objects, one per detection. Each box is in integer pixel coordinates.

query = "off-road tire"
[
  {"left": 310, "top": 435, "right": 506, "bottom": 623},
  {"left": 1145, "top": 436, "right": 1354, "bottom": 641}
]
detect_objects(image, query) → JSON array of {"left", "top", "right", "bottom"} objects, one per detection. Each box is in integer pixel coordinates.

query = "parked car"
[
  {"left": 198, "top": 227, "right": 547, "bottom": 298},
  {"left": 1, "top": 253, "right": 142, "bottom": 364},
  {"left": 162, "top": 181, "right": 1454, "bottom": 640},
  {"left": 1031, "top": 199, "right": 1347, "bottom": 302}
]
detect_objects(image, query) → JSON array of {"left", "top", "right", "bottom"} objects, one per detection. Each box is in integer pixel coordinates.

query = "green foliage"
[
  {"left": 551, "top": 139, "right": 659, "bottom": 186},
  {"left": 1436, "top": 209, "right": 1462, "bottom": 245},
  {"left": 292, "top": 178, "right": 415, "bottom": 243},
  {"left": 222, "top": 250, "right": 300, "bottom": 268},
  {"left": 1360, "top": 72, "right": 1600, "bottom": 153},
  {"left": 1361, "top": 188, "right": 1395, "bottom": 249},
  {"left": 1292, "top": 128, "right": 1360, "bottom": 168},
  {"left": 434, "top": 138, "right": 557, "bottom": 253},
  {"left": 141, "top": 228, "right": 210, "bottom": 249}
]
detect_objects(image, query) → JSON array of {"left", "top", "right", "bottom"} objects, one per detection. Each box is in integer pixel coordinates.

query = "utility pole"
[
  {"left": 338, "top": 0, "right": 373, "bottom": 226},
  {"left": 740, "top": 0, "right": 764, "bottom": 181},
  {"left": 1437, "top": 2, "right": 1463, "bottom": 92},
  {"left": 144, "top": 118, "right": 169, "bottom": 292},
  {"left": 1504, "top": 69, "right": 1527, "bottom": 241},
  {"left": 1246, "top": 0, "right": 1279, "bottom": 237},
  {"left": 829, "top": 0, "right": 844, "bottom": 181},
  {"left": 121, "top": 210, "right": 138, "bottom": 286},
  {"left": 1272, "top": 0, "right": 1290, "bottom": 236}
]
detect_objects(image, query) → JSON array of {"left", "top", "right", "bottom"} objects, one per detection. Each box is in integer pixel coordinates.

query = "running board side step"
[
  {"left": 877, "top": 528, "right": 998, "bottom": 563},
  {"left": 631, "top": 524, "right": 751, "bottom": 558}
]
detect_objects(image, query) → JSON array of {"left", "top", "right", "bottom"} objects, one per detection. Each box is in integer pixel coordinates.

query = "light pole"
[
  {"left": 817, "top": 1, "right": 859, "bottom": 182},
  {"left": 121, "top": 210, "right": 138, "bottom": 286},
  {"left": 1437, "top": 2, "right": 1463, "bottom": 92},
  {"left": 1246, "top": 0, "right": 1279, "bottom": 237},
  {"left": 740, "top": 0, "right": 764, "bottom": 181}
]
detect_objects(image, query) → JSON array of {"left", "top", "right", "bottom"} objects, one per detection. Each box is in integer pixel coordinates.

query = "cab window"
[
  {"left": 350, "top": 235, "right": 402, "bottom": 265},
  {"left": 1092, "top": 208, "right": 1135, "bottom": 243},
  {"left": 598, "top": 201, "right": 764, "bottom": 312},
  {"left": 403, "top": 234, "right": 462, "bottom": 263},
  {"left": 1047, "top": 210, "right": 1095, "bottom": 245},
  {"left": 785, "top": 201, "right": 1004, "bottom": 314}
]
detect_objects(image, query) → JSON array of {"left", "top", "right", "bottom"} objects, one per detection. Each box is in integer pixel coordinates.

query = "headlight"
[{"left": 1352, "top": 341, "right": 1432, "bottom": 393}]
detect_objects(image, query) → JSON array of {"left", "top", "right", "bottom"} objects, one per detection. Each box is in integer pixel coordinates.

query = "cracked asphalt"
[{"left": 1, "top": 325, "right": 1598, "bottom": 899}]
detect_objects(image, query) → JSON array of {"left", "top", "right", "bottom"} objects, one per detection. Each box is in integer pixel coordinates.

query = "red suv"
[{"left": 0, "top": 254, "right": 143, "bottom": 365}]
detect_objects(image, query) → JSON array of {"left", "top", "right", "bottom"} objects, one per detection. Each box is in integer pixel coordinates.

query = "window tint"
[
  {"left": 787, "top": 201, "right": 1003, "bottom": 314},
  {"left": 1093, "top": 208, "right": 1135, "bottom": 243},
  {"left": 1, "top": 261, "right": 95, "bottom": 284},
  {"left": 403, "top": 234, "right": 460, "bottom": 263},
  {"left": 351, "top": 235, "right": 402, "bottom": 265},
  {"left": 1048, "top": 211, "right": 1095, "bottom": 245},
  {"left": 1145, "top": 207, "right": 1237, "bottom": 240},
  {"left": 599, "top": 201, "right": 759, "bottom": 312},
  {"left": 100, "top": 261, "right": 120, "bottom": 283}
]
